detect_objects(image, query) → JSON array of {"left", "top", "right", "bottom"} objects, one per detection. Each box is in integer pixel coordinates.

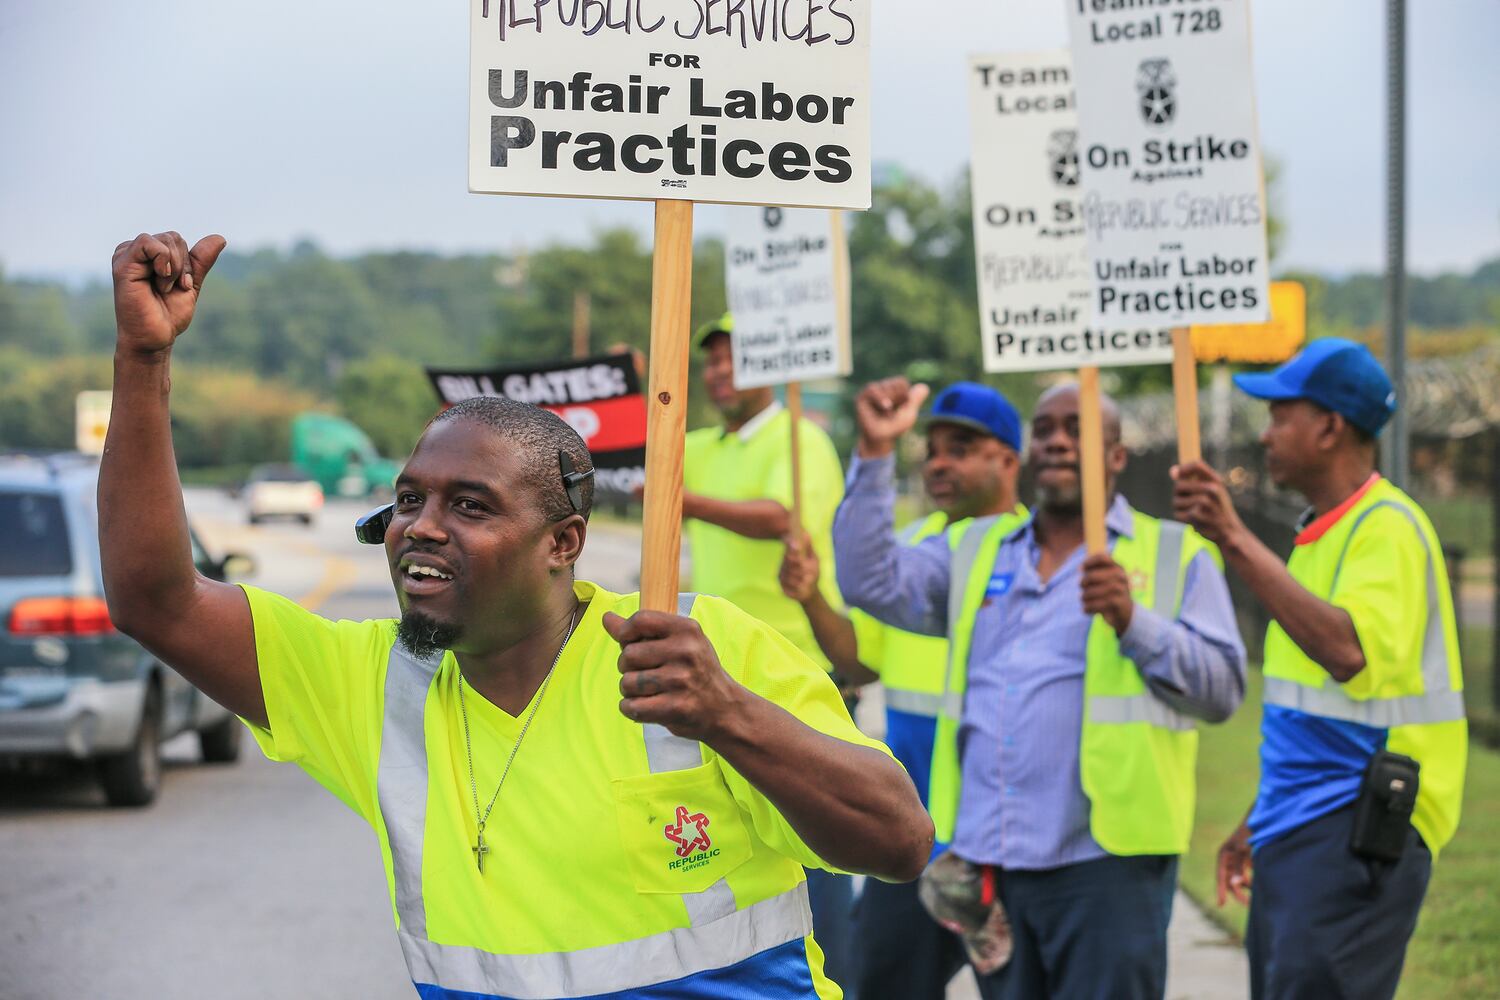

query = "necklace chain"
[{"left": 458, "top": 603, "right": 580, "bottom": 871}]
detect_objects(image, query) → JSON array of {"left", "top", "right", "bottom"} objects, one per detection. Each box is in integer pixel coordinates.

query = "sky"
[{"left": 1, "top": 0, "right": 1495, "bottom": 283}]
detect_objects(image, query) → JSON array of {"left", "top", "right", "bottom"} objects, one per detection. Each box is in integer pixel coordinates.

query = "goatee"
[{"left": 396, "top": 611, "right": 462, "bottom": 660}]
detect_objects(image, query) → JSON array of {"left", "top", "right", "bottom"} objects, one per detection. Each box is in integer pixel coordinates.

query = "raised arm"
[
  {"left": 1174, "top": 460, "right": 1365, "bottom": 681},
  {"left": 832, "top": 378, "right": 951, "bottom": 636},
  {"left": 99, "top": 232, "right": 266, "bottom": 727},
  {"left": 604, "top": 609, "right": 933, "bottom": 882}
]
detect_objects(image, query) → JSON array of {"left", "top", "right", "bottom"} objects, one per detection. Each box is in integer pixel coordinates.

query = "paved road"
[{"left": 0, "top": 489, "right": 1246, "bottom": 999}]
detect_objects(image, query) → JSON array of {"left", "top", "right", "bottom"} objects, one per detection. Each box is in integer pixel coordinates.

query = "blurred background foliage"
[{"left": 0, "top": 170, "right": 1496, "bottom": 469}]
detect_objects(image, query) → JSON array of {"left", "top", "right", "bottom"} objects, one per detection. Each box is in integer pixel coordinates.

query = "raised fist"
[
  {"left": 112, "top": 231, "right": 226, "bottom": 356},
  {"left": 855, "top": 377, "right": 930, "bottom": 458}
]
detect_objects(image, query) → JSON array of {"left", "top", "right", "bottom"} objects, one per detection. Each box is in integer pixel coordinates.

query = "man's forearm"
[
  {"left": 682, "top": 492, "right": 790, "bottom": 540},
  {"left": 98, "top": 350, "right": 200, "bottom": 630},
  {"left": 832, "top": 456, "right": 947, "bottom": 636},
  {"left": 709, "top": 687, "right": 931, "bottom": 881},
  {"left": 1222, "top": 528, "right": 1365, "bottom": 681},
  {"left": 799, "top": 592, "right": 878, "bottom": 686}
]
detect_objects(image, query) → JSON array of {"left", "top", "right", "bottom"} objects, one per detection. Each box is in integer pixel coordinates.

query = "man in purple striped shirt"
[{"left": 834, "top": 378, "right": 1246, "bottom": 1000}]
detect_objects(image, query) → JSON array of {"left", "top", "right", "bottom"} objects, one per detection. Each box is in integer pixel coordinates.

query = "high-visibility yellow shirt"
[
  {"left": 1252, "top": 475, "right": 1467, "bottom": 855},
  {"left": 683, "top": 403, "right": 845, "bottom": 673},
  {"left": 241, "top": 579, "right": 887, "bottom": 999}
]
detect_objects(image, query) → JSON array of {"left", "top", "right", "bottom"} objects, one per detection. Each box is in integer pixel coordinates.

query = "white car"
[{"left": 246, "top": 464, "right": 323, "bottom": 525}]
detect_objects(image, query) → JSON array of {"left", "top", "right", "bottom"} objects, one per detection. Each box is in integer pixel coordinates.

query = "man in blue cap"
[
  {"left": 784, "top": 380, "right": 1027, "bottom": 1000},
  {"left": 1174, "top": 337, "right": 1467, "bottom": 999},
  {"left": 836, "top": 377, "right": 1246, "bottom": 999}
]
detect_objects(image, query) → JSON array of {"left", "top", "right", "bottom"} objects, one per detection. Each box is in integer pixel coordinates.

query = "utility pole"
[{"left": 1381, "top": 0, "right": 1409, "bottom": 487}]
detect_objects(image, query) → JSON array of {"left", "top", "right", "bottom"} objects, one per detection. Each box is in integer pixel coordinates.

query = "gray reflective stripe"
[
  {"left": 1152, "top": 521, "right": 1187, "bottom": 616},
  {"left": 884, "top": 687, "right": 963, "bottom": 718},
  {"left": 682, "top": 878, "right": 738, "bottom": 925},
  {"left": 1331, "top": 500, "right": 1451, "bottom": 695},
  {"left": 947, "top": 514, "right": 1000, "bottom": 637},
  {"left": 1263, "top": 677, "right": 1466, "bottom": 727},
  {"left": 378, "top": 642, "right": 444, "bottom": 939},
  {"left": 397, "top": 881, "right": 813, "bottom": 1000},
  {"left": 1088, "top": 693, "right": 1194, "bottom": 731}
]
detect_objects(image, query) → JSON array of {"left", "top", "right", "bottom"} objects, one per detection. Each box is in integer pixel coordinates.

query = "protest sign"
[
  {"left": 468, "top": 0, "right": 872, "bottom": 610},
  {"left": 968, "top": 51, "right": 1173, "bottom": 374},
  {"left": 468, "top": 0, "right": 871, "bottom": 209},
  {"left": 1065, "top": 2, "right": 1270, "bottom": 327},
  {"left": 427, "top": 353, "right": 648, "bottom": 495},
  {"left": 725, "top": 207, "right": 847, "bottom": 388}
]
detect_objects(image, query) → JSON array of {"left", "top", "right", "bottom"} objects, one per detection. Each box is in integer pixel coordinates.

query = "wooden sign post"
[
  {"left": 786, "top": 382, "right": 804, "bottom": 532},
  {"left": 1078, "top": 367, "right": 1109, "bottom": 554},
  {"left": 1172, "top": 329, "right": 1202, "bottom": 465},
  {"left": 639, "top": 202, "right": 696, "bottom": 611}
]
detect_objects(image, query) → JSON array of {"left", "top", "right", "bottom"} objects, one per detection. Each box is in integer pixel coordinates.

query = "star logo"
[
  {"left": 1047, "top": 129, "right": 1080, "bottom": 188},
  {"left": 663, "top": 805, "right": 712, "bottom": 858},
  {"left": 1136, "top": 58, "right": 1177, "bottom": 127},
  {"left": 763, "top": 207, "right": 784, "bottom": 229},
  {"left": 1128, "top": 569, "right": 1150, "bottom": 596}
]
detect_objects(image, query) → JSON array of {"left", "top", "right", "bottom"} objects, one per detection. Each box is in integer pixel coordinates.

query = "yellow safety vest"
[
  {"left": 374, "top": 592, "right": 836, "bottom": 998},
  {"left": 1263, "top": 478, "right": 1467, "bottom": 854},
  {"left": 929, "top": 509, "right": 1211, "bottom": 855}
]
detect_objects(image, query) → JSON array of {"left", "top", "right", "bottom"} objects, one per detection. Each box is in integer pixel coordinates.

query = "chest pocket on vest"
[{"left": 612, "top": 761, "right": 754, "bottom": 895}]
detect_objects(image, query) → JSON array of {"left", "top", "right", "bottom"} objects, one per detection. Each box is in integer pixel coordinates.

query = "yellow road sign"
[
  {"left": 75, "top": 390, "right": 112, "bottom": 456},
  {"left": 1190, "top": 281, "right": 1306, "bottom": 363}
]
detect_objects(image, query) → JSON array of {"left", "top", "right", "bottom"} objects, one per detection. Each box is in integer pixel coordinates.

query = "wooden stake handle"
[
  {"left": 1172, "top": 328, "right": 1202, "bottom": 465},
  {"left": 1078, "top": 366, "right": 1108, "bottom": 554},
  {"left": 787, "top": 382, "right": 803, "bottom": 533},
  {"left": 639, "top": 200, "right": 694, "bottom": 612}
]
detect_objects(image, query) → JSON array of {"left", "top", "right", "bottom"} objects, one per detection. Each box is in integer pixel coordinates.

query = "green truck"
[{"left": 290, "top": 413, "right": 400, "bottom": 498}]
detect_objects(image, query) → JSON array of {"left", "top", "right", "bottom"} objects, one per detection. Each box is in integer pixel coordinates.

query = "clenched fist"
[
  {"left": 855, "top": 377, "right": 930, "bottom": 459},
  {"left": 112, "top": 231, "right": 226, "bottom": 356}
]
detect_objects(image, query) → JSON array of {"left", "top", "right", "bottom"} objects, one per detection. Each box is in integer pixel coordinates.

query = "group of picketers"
[
  {"left": 99, "top": 230, "right": 1465, "bottom": 1000},
  {"left": 686, "top": 316, "right": 1467, "bottom": 1000}
]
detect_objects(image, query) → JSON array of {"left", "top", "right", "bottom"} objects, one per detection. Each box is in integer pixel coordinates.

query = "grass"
[
  {"left": 1424, "top": 496, "right": 1493, "bottom": 560},
  {"left": 1182, "top": 671, "right": 1500, "bottom": 998}
]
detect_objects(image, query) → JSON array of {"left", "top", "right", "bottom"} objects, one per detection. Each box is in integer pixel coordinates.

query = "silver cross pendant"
[{"left": 472, "top": 826, "right": 489, "bottom": 873}]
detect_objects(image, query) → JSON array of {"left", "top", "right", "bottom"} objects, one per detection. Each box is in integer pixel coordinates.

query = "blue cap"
[
  {"left": 1233, "top": 338, "right": 1396, "bottom": 436},
  {"left": 925, "top": 382, "right": 1022, "bottom": 452}
]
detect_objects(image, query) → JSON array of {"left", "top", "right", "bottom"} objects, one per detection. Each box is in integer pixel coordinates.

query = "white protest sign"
[
  {"left": 969, "top": 51, "right": 1173, "bottom": 373},
  {"left": 725, "top": 207, "right": 846, "bottom": 387},
  {"left": 468, "top": 0, "right": 871, "bottom": 209},
  {"left": 1066, "top": 2, "right": 1269, "bottom": 326}
]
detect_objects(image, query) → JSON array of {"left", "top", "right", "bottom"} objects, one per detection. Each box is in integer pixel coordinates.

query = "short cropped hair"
[{"left": 430, "top": 396, "right": 594, "bottom": 521}]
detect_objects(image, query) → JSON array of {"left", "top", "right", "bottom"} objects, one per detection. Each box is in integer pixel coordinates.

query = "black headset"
[{"left": 354, "top": 451, "right": 595, "bottom": 545}]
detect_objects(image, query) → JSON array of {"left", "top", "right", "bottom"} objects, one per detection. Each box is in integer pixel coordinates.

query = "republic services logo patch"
[{"left": 663, "top": 805, "right": 712, "bottom": 859}]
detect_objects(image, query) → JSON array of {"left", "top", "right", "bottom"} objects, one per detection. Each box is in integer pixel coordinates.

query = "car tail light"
[{"left": 9, "top": 596, "right": 116, "bottom": 636}]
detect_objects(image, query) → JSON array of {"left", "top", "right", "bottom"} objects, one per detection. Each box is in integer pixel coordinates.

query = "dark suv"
[{"left": 0, "top": 454, "right": 251, "bottom": 806}]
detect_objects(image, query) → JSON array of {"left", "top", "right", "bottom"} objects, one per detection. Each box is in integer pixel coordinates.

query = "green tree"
[{"left": 335, "top": 353, "right": 441, "bottom": 460}]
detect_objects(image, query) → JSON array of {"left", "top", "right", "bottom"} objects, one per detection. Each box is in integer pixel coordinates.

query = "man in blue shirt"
[
  {"left": 787, "top": 382, "right": 1026, "bottom": 1000},
  {"left": 1175, "top": 340, "right": 1466, "bottom": 999},
  {"left": 834, "top": 377, "right": 1247, "bottom": 1000}
]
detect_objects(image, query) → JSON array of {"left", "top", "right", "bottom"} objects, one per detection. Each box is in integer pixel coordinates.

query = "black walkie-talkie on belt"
[{"left": 1350, "top": 749, "right": 1420, "bottom": 862}]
